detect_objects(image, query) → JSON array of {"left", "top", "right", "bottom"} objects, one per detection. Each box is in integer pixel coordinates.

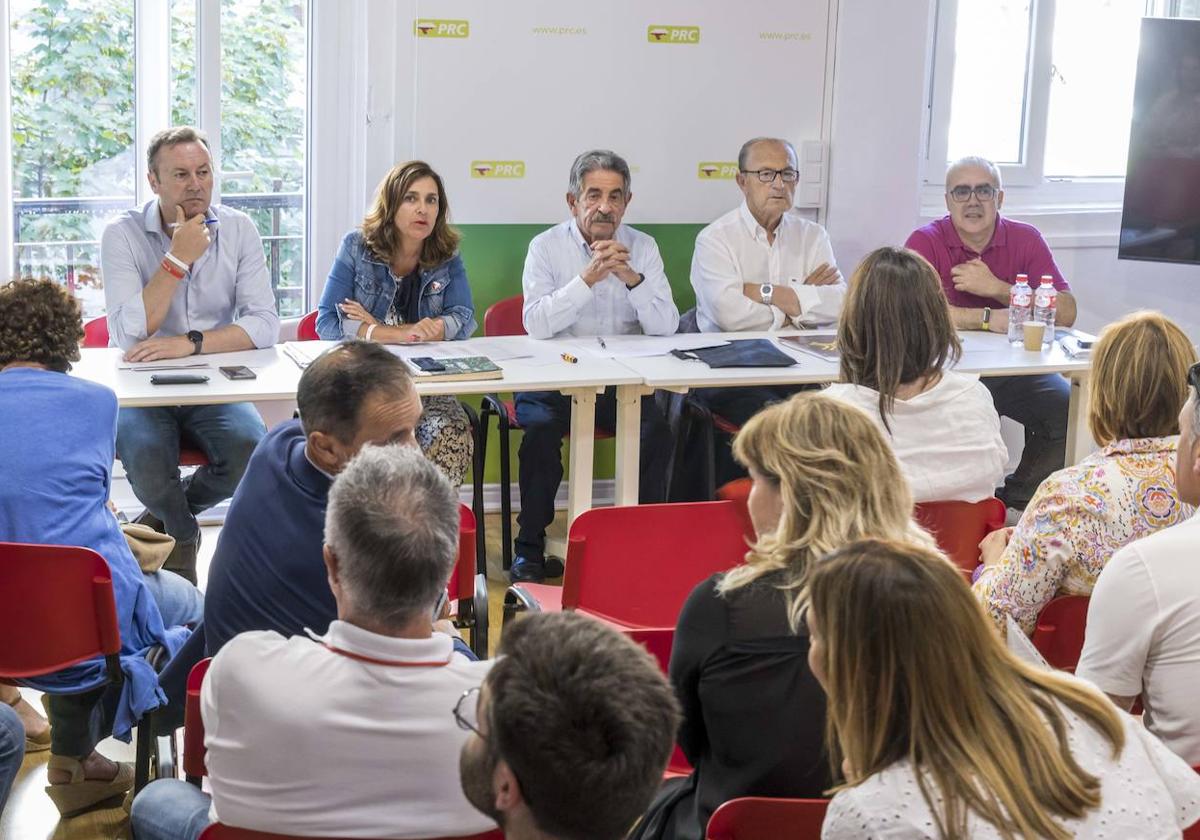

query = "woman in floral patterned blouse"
[{"left": 974, "top": 311, "right": 1198, "bottom": 635}]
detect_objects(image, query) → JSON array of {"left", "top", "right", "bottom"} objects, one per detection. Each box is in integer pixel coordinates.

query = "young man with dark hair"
[{"left": 458, "top": 612, "right": 680, "bottom": 840}]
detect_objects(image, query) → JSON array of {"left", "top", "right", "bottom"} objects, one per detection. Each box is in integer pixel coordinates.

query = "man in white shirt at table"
[
  {"left": 100, "top": 126, "right": 280, "bottom": 583},
  {"left": 688, "top": 137, "right": 845, "bottom": 482},
  {"left": 129, "top": 444, "right": 495, "bottom": 840},
  {"left": 1076, "top": 369, "right": 1200, "bottom": 766},
  {"left": 514, "top": 149, "right": 679, "bottom": 583}
]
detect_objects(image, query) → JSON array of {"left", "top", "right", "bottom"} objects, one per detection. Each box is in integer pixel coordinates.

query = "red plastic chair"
[
  {"left": 199, "top": 827, "right": 502, "bottom": 840},
  {"left": 504, "top": 501, "right": 749, "bottom": 628},
  {"left": 914, "top": 498, "right": 1007, "bottom": 578},
  {"left": 706, "top": 796, "right": 830, "bottom": 840},
  {"left": 296, "top": 310, "right": 319, "bottom": 341},
  {"left": 478, "top": 294, "right": 615, "bottom": 571},
  {"left": 715, "top": 478, "right": 757, "bottom": 541},
  {"left": 450, "top": 504, "right": 489, "bottom": 658},
  {"left": 1030, "top": 594, "right": 1090, "bottom": 673},
  {"left": 183, "top": 657, "right": 211, "bottom": 784},
  {"left": 623, "top": 627, "right": 693, "bottom": 777},
  {"left": 83, "top": 316, "right": 210, "bottom": 468},
  {"left": 1185, "top": 766, "right": 1200, "bottom": 840},
  {"left": 0, "top": 542, "right": 165, "bottom": 793}
]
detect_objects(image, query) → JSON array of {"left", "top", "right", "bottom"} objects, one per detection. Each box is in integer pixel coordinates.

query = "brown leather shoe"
[{"left": 163, "top": 530, "right": 201, "bottom": 585}]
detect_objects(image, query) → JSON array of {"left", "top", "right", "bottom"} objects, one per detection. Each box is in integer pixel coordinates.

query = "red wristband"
[{"left": 160, "top": 257, "right": 186, "bottom": 280}]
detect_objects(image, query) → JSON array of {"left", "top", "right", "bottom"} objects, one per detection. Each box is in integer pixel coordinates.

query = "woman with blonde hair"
[
  {"left": 634, "top": 392, "right": 935, "bottom": 840},
  {"left": 975, "top": 310, "right": 1197, "bottom": 634},
  {"left": 812, "top": 538, "right": 1200, "bottom": 839},
  {"left": 316, "top": 160, "right": 475, "bottom": 486},
  {"left": 826, "top": 246, "right": 1007, "bottom": 502}
]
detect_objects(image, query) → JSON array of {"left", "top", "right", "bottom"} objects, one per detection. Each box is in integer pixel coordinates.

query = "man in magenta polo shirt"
[{"left": 906, "top": 156, "right": 1077, "bottom": 510}]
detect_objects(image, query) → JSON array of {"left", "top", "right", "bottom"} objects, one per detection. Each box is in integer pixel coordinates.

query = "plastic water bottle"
[
  {"left": 1033, "top": 276, "right": 1057, "bottom": 347},
  {"left": 1007, "top": 274, "right": 1033, "bottom": 345}
]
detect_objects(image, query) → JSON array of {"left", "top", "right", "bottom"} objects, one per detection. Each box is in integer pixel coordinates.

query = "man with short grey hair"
[
  {"left": 512, "top": 149, "right": 678, "bottom": 583},
  {"left": 101, "top": 125, "right": 280, "bottom": 582},
  {"left": 130, "top": 445, "right": 495, "bottom": 840}
]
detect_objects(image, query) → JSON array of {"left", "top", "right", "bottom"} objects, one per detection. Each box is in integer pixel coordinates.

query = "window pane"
[
  {"left": 171, "top": 0, "right": 196, "bottom": 126},
  {"left": 1043, "top": 0, "right": 1146, "bottom": 177},
  {"left": 220, "top": 0, "right": 307, "bottom": 318},
  {"left": 947, "top": 0, "right": 1033, "bottom": 165},
  {"left": 9, "top": 0, "right": 136, "bottom": 320}
]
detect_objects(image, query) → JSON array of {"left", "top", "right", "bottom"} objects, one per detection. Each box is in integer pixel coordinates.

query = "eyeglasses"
[
  {"left": 741, "top": 168, "right": 800, "bottom": 184},
  {"left": 1188, "top": 362, "right": 1200, "bottom": 399},
  {"left": 947, "top": 183, "right": 998, "bottom": 203},
  {"left": 454, "top": 686, "right": 484, "bottom": 739}
]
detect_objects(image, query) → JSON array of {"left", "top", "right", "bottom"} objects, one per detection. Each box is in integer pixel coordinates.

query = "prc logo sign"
[
  {"left": 647, "top": 25, "right": 700, "bottom": 44},
  {"left": 698, "top": 162, "right": 738, "bottom": 179},
  {"left": 470, "top": 161, "right": 526, "bottom": 179},
  {"left": 414, "top": 19, "right": 469, "bottom": 38}
]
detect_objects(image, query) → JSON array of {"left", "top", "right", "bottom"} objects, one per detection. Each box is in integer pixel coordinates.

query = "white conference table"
[
  {"left": 71, "top": 337, "right": 645, "bottom": 526},
  {"left": 604, "top": 329, "right": 1094, "bottom": 502},
  {"left": 73, "top": 329, "right": 1092, "bottom": 528}
]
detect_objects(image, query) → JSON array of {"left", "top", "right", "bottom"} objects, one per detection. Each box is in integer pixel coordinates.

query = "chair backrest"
[
  {"left": 914, "top": 498, "right": 1007, "bottom": 576},
  {"left": 622, "top": 626, "right": 674, "bottom": 674},
  {"left": 715, "top": 478, "right": 757, "bottom": 541},
  {"left": 296, "top": 310, "right": 319, "bottom": 341},
  {"left": 0, "top": 542, "right": 123, "bottom": 679},
  {"left": 200, "top": 826, "right": 503, "bottom": 840},
  {"left": 482, "top": 295, "right": 525, "bottom": 337},
  {"left": 1030, "top": 595, "right": 1090, "bottom": 673},
  {"left": 83, "top": 315, "right": 109, "bottom": 348},
  {"left": 706, "top": 796, "right": 830, "bottom": 840},
  {"left": 447, "top": 503, "right": 477, "bottom": 602},
  {"left": 183, "top": 657, "right": 213, "bottom": 780},
  {"left": 562, "top": 501, "right": 749, "bottom": 627}
]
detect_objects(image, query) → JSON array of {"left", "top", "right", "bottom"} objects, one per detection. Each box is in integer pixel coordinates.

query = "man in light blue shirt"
[
  {"left": 512, "top": 150, "right": 678, "bottom": 583},
  {"left": 100, "top": 126, "right": 280, "bottom": 582}
]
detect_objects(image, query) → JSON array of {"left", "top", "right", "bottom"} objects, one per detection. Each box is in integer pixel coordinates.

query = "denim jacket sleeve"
[
  {"left": 437, "top": 253, "right": 477, "bottom": 340},
  {"left": 316, "top": 231, "right": 360, "bottom": 340}
]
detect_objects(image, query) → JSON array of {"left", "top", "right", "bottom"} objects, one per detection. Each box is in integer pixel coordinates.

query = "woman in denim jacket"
[{"left": 316, "top": 160, "right": 477, "bottom": 485}]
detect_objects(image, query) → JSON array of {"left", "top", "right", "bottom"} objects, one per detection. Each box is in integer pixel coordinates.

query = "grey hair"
[
  {"left": 324, "top": 444, "right": 458, "bottom": 625},
  {"left": 946, "top": 155, "right": 1003, "bottom": 189},
  {"left": 147, "top": 126, "right": 210, "bottom": 175},
  {"left": 568, "top": 150, "right": 631, "bottom": 198},
  {"left": 737, "top": 137, "right": 798, "bottom": 171}
]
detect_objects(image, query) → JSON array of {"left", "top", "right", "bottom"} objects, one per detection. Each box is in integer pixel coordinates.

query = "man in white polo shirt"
[
  {"left": 1076, "top": 365, "right": 1200, "bottom": 765},
  {"left": 687, "top": 137, "right": 845, "bottom": 484},
  {"left": 129, "top": 445, "right": 495, "bottom": 840}
]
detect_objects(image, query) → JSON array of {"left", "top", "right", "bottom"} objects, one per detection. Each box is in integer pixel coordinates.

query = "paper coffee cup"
[{"left": 1023, "top": 321, "right": 1046, "bottom": 351}]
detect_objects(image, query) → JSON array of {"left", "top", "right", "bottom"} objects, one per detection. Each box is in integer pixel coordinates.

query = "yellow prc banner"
[
  {"left": 470, "top": 161, "right": 526, "bottom": 179},
  {"left": 647, "top": 25, "right": 700, "bottom": 44},
  {"left": 414, "top": 19, "right": 469, "bottom": 38},
  {"left": 697, "top": 162, "right": 738, "bottom": 179}
]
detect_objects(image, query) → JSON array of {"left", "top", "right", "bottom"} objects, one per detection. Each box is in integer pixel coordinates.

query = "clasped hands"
[
  {"left": 581, "top": 240, "right": 641, "bottom": 288},
  {"left": 339, "top": 300, "right": 446, "bottom": 343},
  {"left": 950, "top": 258, "right": 1008, "bottom": 300}
]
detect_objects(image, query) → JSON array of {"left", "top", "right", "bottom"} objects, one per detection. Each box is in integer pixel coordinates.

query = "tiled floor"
[{"left": 1, "top": 511, "right": 558, "bottom": 839}]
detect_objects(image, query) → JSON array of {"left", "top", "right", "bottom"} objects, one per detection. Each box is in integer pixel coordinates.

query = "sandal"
[
  {"left": 44, "top": 754, "right": 134, "bottom": 817},
  {"left": 2, "top": 690, "right": 51, "bottom": 752}
]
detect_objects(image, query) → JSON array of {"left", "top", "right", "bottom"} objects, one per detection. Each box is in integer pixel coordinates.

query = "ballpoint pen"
[{"left": 167, "top": 219, "right": 220, "bottom": 229}]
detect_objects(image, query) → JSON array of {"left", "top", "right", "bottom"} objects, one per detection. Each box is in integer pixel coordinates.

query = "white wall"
[{"left": 826, "top": 0, "right": 1200, "bottom": 341}]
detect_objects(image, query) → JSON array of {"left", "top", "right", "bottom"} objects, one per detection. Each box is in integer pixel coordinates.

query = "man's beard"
[{"left": 459, "top": 740, "right": 505, "bottom": 827}]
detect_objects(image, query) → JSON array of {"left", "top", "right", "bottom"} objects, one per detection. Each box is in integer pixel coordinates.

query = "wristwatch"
[
  {"left": 186, "top": 330, "right": 204, "bottom": 356},
  {"left": 760, "top": 283, "right": 774, "bottom": 306},
  {"left": 981, "top": 307, "right": 992, "bottom": 332}
]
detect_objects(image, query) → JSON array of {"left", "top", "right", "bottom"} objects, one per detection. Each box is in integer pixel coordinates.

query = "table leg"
[
  {"left": 613, "top": 385, "right": 645, "bottom": 507},
  {"left": 1065, "top": 371, "right": 1094, "bottom": 465},
  {"left": 565, "top": 388, "right": 599, "bottom": 524}
]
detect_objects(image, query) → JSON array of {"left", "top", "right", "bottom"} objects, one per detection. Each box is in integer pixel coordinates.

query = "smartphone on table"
[{"left": 219, "top": 365, "right": 257, "bottom": 380}]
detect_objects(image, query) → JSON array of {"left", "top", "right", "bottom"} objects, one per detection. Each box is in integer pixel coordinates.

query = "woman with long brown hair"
[
  {"left": 316, "top": 160, "right": 475, "bottom": 486},
  {"left": 810, "top": 537, "right": 1200, "bottom": 838},
  {"left": 825, "top": 245, "right": 1006, "bottom": 502},
  {"left": 635, "top": 392, "right": 935, "bottom": 840}
]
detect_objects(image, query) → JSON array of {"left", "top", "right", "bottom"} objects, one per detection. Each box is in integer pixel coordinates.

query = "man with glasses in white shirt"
[
  {"left": 513, "top": 149, "right": 679, "bottom": 583},
  {"left": 688, "top": 137, "right": 844, "bottom": 484}
]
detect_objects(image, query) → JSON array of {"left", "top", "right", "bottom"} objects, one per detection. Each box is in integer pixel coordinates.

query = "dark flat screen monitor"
[{"left": 1119, "top": 17, "right": 1200, "bottom": 265}]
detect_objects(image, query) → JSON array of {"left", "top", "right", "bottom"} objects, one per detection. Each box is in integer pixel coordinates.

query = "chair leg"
[
  {"left": 471, "top": 572, "right": 489, "bottom": 658},
  {"left": 498, "top": 412, "right": 514, "bottom": 572},
  {"left": 462, "top": 402, "right": 487, "bottom": 576},
  {"left": 134, "top": 712, "right": 154, "bottom": 793}
]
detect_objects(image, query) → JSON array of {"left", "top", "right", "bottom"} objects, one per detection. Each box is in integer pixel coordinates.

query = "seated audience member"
[
  {"left": 131, "top": 445, "right": 495, "bottom": 840},
  {"left": 825, "top": 246, "right": 1006, "bottom": 502},
  {"left": 101, "top": 126, "right": 280, "bottom": 583},
  {"left": 316, "top": 160, "right": 476, "bottom": 487},
  {"left": 205, "top": 341, "right": 465, "bottom": 656},
  {"left": 974, "top": 311, "right": 1196, "bottom": 635},
  {"left": 813, "top": 538, "right": 1200, "bottom": 839},
  {"left": 634, "top": 392, "right": 936, "bottom": 840},
  {"left": 514, "top": 149, "right": 677, "bottom": 582},
  {"left": 906, "top": 156, "right": 1075, "bottom": 510},
  {"left": 1077, "top": 360, "right": 1200, "bottom": 764},
  {"left": 0, "top": 703, "right": 23, "bottom": 820},
  {"left": 0, "top": 279, "right": 198, "bottom": 816},
  {"left": 689, "top": 137, "right": 845, "bottom": 483},
  {"left": 458, "top": 612, "right": 679, "bottom": 840}
]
